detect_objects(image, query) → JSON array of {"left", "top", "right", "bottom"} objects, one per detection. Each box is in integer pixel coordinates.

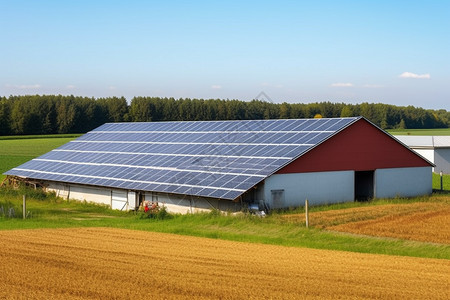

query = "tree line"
[{"left": 0, "top": 95, "right": 448, "bottom": 135}]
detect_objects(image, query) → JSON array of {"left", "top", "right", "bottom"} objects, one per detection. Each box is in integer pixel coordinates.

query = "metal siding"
[
  {"left": 277, "top": 119, "right": 431, "bottom": 174},
  {"left": 127, "top": 191, "right": 138, "bottom": 210},
  {"left": 435, "top": 149, "right": 450, "bottom": 174},
  {"left": 374, "top": 167, "right": 432, "bottom": 198},
  {"left": 46, "top": 182, "right": 70, "bottom": 199},
  {"left": 433, "top": 136, "right": 450, "bottom": 147},
  {"left": 394, "top": 136, "right": 433, "bottom": 147},
  {"left": 152, "top": 193, "right": 193, "bottom": 214},
  {"left": 264, "top": 171, "right": 354, "bottom": 208},
  {"left": 111, "top": 190, "right": 128, "bottom": 210},
  {"left": 47, "top": 183, "right": 111, "bottom": 206},
  {"left": 154, "top": 193, "right": 240, "bottom": 214}
]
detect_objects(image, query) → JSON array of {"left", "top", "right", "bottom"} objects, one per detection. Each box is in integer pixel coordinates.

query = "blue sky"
[{"left": 1, "top": 0, "right": 449, "bottom": 109}]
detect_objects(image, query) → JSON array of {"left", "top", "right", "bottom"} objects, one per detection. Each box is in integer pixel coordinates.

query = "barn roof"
[
  {"left": 395, "top": 135, "right": 450, "bottom": 149},
  {"left": 5, "top": 117, "right": 361, "bottom": 200}
]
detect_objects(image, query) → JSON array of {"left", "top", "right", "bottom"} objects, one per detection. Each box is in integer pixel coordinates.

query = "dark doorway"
[
  {"left": 138, "top": 192, "right": 145, "bottom": 206},
  {"left": 355, "top": 171, "right": 374, "bottom": 201}
]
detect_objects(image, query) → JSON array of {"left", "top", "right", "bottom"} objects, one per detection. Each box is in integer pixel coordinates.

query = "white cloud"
[
  {"left": 66, "top": 85, "right": 76, "bottom": 89},
  {"left": 399, "top": 72, "right": 430, "bottom": 79},
  {"left": 363, "top": 84, "right": 384, "bottom": 88},
  {"left": 211, "top": 85, "right": 222, "bottom": 89},
  {"left": 331, "top": 83, "right": 354, "bottom": 87},
  {"left": 108, "top": 86, "right": 117, "bottom": 90}
]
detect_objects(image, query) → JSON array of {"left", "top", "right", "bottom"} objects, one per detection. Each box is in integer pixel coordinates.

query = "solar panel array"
[{"left": 5, "top": 117, "right": 359, "bottom": 200}]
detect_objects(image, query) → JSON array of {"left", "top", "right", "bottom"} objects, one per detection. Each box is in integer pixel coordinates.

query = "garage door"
[{"left": 111, "top": 190, "right": 128, "bottom": 210}]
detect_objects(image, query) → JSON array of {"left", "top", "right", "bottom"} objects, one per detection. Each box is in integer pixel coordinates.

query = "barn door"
[
  {"left": 355, "top": 171, "right": 374, "bottom": 201},
  {"left": 111, "top": 190, "right": 128, "bottom": 210}
]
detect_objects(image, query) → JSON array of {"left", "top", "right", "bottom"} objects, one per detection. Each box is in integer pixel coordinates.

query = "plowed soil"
[
  {"left": 284, "top": 200, "right": 450, "bottom": 244},
  {"left": 0, "top": 227, "right": 448, "bottom": 299}
]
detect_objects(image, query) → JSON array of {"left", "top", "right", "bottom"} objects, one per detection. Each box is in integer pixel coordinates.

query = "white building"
[{"left": 395, "top": 136, "right": 450, "bottom": 174}]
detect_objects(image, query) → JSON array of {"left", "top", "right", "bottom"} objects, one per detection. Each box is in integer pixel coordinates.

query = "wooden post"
[
  {"left": 23, "top": 195, "right": 26, "bottom": 219},
  {"left": 305, "top": 199, "right": 309, "bottom": 228},
  {"left": 440, "top": 171, "right": 443, "bottom": 191}
]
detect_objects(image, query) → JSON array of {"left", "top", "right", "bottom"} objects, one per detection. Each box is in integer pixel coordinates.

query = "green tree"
[
  {"left": 129, "top": 97, "right": 152, "bottom": 122},
  {"left": 56, "top": 96, "right": 77, "bottom": 133},
  {"left": 0, "top": 97, "right": 11, "bottom": 135},
  {"left": 98, "top": 97, "right": 129, "bottom": 122},
  {"left": 340, "top": 105, "right": 354, "bottom": 117}
]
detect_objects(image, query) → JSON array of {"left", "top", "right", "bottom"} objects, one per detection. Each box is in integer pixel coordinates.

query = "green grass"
[
  {"left": 0, "top": 187, "right": 448, "bottom": 260},
  {"left": 0, "top": 155, "right": 34, "bottom": 180},
  {"left": 433, "top": 172, "right": 450, "bottom": 191},
  {"left": 0, "top": 135, "right": 79, "bottom": 181},
  {"left": 0, "top": 137, "right": 77, "bottom": 156},
  {"left": 387, "top": 128, "right": 450, "bottom": 136}
]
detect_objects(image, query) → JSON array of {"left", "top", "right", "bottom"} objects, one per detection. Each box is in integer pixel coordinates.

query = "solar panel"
[{"left": 5, "top": 117, "right": 359, "bottom": 200}]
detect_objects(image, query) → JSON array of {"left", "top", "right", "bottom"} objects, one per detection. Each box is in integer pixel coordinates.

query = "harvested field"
[
  {"left": 284, "top": 200, "right": 450, "bottom": 244},
  {"left": 0, "top": 228, "right": 448, "bottom": 299}
]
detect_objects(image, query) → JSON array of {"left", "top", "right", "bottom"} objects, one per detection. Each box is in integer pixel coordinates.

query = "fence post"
[
  {"left": 440, "top": 171, "right": 443, "bottom": 191},
  {"left": 305, "top": 199, "right": 309, "bottom": 228},
  {"left": 23, "top": 195, "right": 26, "bottom": 219}
]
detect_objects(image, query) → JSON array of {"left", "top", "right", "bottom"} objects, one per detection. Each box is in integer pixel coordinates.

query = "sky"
[{"left": 1, "top": 0, "right": 449, "bottom": 110}]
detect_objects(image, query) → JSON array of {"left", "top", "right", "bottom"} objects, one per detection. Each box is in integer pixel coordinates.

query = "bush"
[{"left": 138, "top": 204, "right": 172, "bottom": 220}]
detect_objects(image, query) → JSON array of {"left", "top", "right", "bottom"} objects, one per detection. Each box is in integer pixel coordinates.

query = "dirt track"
[{"left": 0, "top": 227, "right": 448, "bottom": 299}]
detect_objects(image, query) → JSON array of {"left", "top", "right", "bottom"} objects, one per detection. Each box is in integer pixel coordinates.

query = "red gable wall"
[{"left": 276, "top": 118, "right": 431, "bottom": 174}]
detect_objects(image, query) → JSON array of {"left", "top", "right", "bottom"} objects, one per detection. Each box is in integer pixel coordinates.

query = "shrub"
[{"left": 138, "top": 204, "right": 172, "bottom": 220}]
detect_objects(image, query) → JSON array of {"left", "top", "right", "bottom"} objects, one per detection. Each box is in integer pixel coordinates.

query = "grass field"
[
  {"left": 387, "top": 127, "right": 450, "bottom": 135},
  {"left": 433, "top": 172, "right": 450, "bottom": 190},
  {"left": 0, "top": 135, "right": 79, "bottom": 181},
  {"left": 1, "top": 227, "right": 448, "bottom": 299},
  {"left": 1, "top": 188, "right": 449, "bottom": 259}
]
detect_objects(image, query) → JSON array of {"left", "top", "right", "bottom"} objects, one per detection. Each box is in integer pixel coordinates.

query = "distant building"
[
  {"left": 395, "top": 136, "right": 450, "bottom": 174},
  {"left": 5, "top": 117, "right": 433, "bottom": 213}
]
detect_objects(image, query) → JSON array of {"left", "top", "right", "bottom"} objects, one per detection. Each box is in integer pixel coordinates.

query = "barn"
[
  {"left": 394, "top": 135, "right": 450, "bottom": 174},
  {"left": 4, "top": 117, "right": 433, "bottom": 213}
]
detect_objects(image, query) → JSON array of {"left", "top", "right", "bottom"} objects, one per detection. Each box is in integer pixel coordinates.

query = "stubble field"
[
  {"left": 0, "top": 227, "right": 448, "bottom": 299},
  {"left": 283, "top": 198, "right": 450, "bottom": 244}
]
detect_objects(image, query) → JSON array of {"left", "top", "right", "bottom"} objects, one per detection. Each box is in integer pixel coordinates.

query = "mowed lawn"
[{"left": 0, "top": 135, "right": 79, "bottom": 181}]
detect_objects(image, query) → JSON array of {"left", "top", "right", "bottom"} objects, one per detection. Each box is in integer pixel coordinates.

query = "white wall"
[
  {"left": 412, "top": 149, "right": 435, "bottom": 171},
  {"left": 145, "top": 192, "right": 241, "bottom": 214},
  {"left": 69, "top": 185, "right": 112, "bottom": 205},
  {"left": 374, "top": 166, "right": 432, "bottom": 198},
  {"left": 264, "top": 171, "right": 354, "bottom": 208},
  {"left": 435, "top": 149, "right": 450, "bottom": 174},
  {"left": 47, "top": 182, "right": 112, "bottom": 206},
  {"left": 46, "top": 182, "right": 240, "bottom": 213},
  {"left": 46, "top": 182, "right": 70, "bottom": 199}
]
